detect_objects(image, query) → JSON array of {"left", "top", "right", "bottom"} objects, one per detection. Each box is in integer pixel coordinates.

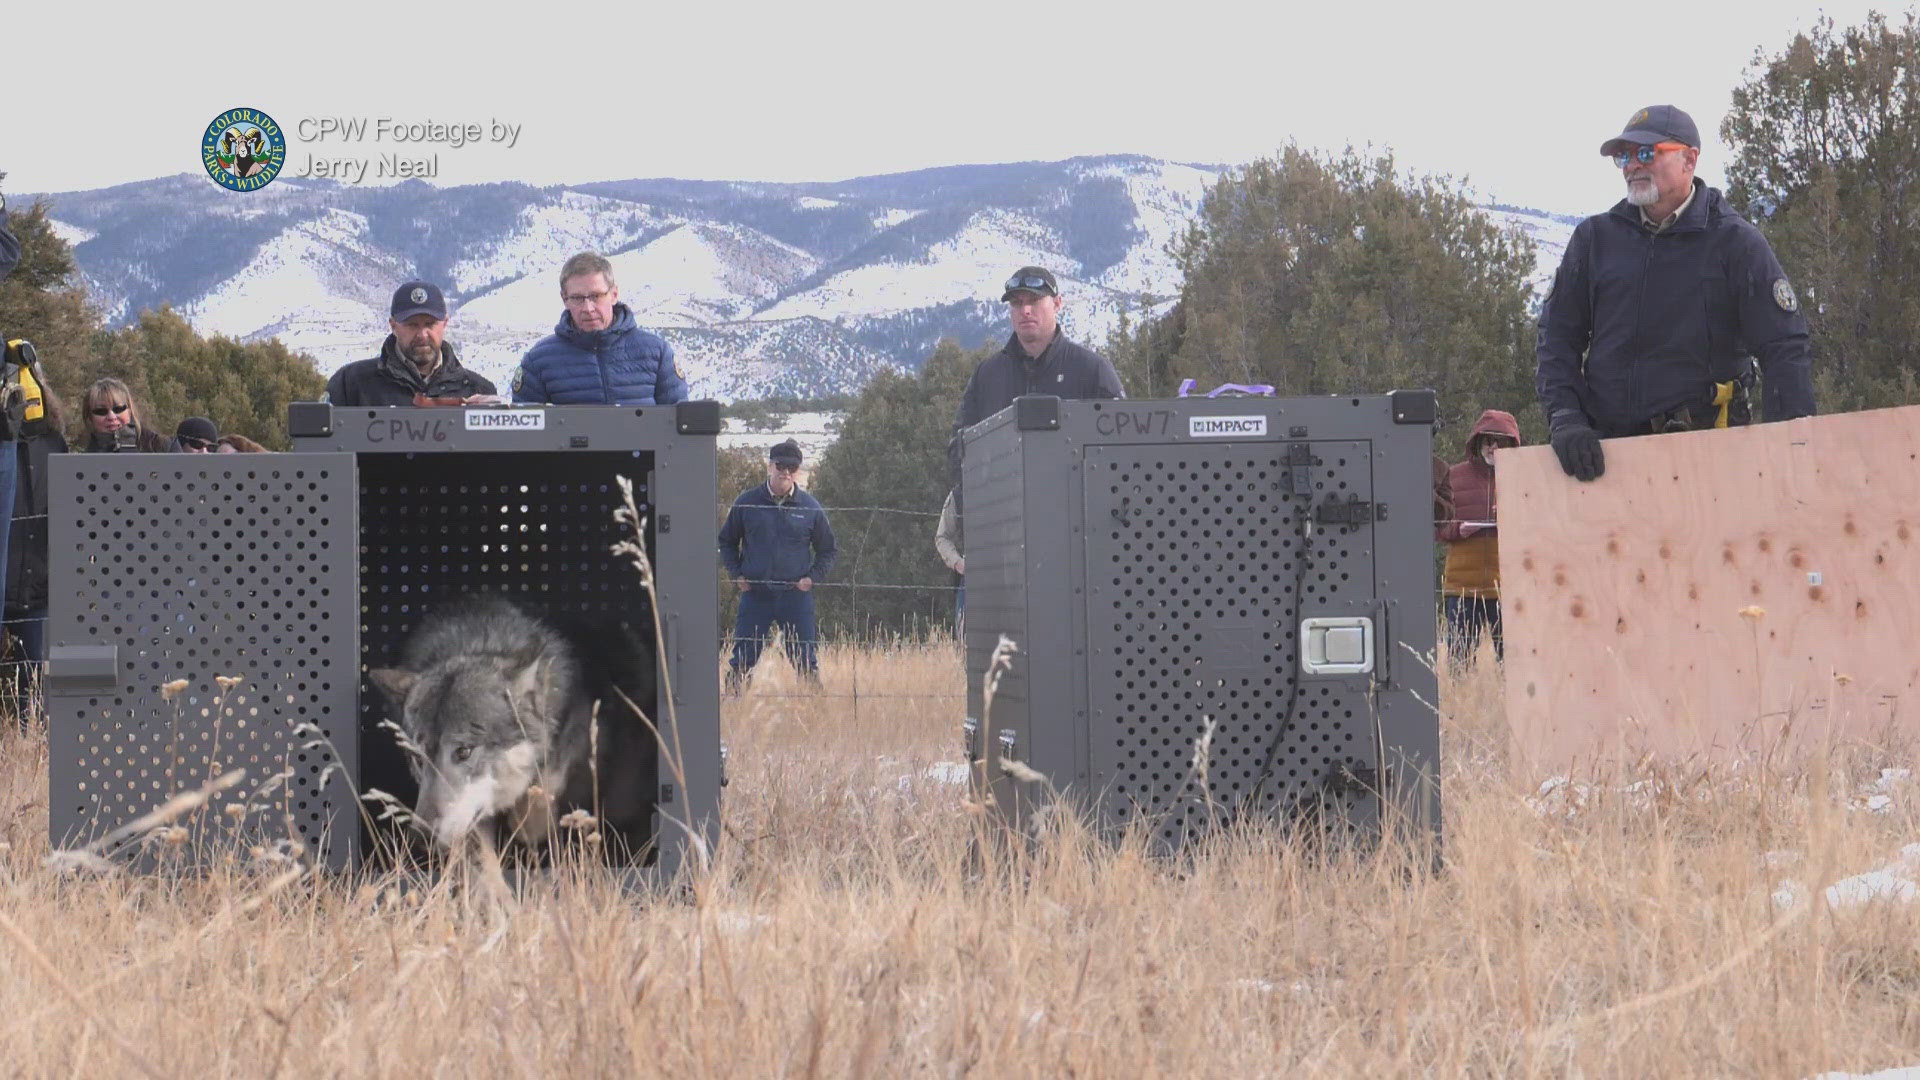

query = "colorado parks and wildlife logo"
[{"left": 202, "top": 108, "right": 285, "bottom": 192}]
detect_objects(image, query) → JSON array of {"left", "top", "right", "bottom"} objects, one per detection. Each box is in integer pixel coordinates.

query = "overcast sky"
[{"left": 4, "top": 0, "right": 1897, "bottom": 214}]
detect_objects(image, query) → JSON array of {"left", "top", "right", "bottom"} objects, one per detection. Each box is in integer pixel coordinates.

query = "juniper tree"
[
  {"left": 1107, "top": 147, "right": 1539, "bottom": 441},
  {"left": 1723, "top": 11, "right": 1920, "bottom": 412}
]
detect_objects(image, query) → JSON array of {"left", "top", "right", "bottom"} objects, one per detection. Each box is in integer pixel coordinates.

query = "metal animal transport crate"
[
  {"left": 46, "top": 401, "right": 723, "bottom": 878},
  {"left": 961, "top": 392, "right": 1440, "bottom": 853}
]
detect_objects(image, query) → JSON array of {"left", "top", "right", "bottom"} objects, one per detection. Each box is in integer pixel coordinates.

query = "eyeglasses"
[
  {"left": 773, "top": 462, "right": 799, "bottom": 474},
  {"left": 1004, "top": 273, "right": 1054, "bottom": 295},
  {"left": 563, "top": 290, "right": 612, "bottom": 307},
  {"left": 90, "top": 403, "right": 130, "bottom": 417},
  {"left": 179, "top": 437, "right": 214, "bottom": 451},
  {"left": 1611, "top": 142, "right": 1687, "bottom": 168}
]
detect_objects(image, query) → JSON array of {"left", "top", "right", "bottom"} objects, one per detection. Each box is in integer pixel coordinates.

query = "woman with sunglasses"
[{"left": 78, "top": 378, "right": 168, "bottom": 453}]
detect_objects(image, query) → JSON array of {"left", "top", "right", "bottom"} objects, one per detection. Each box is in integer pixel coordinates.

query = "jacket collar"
[
  {"left": 1004, "top": 327, "right": 1062, "bottom": 366},
  {"left": 1639, "top": 180, "right": 1698, "bottom": 232},
  {"left": 379, "top": 335, "right": 462, "bottom": 389},
  {"left": 1608, "top": 178, "right": 1712, "bottom": 234}
]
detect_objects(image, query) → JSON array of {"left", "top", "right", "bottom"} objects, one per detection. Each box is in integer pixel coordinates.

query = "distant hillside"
[{"left": 26, "top": 156, "right": 1572, "bottom": 400}]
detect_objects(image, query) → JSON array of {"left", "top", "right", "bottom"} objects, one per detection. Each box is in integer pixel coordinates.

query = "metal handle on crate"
[
  {"left": 1178, "top": 379, "right": 1277, "bottom": 398},
  {"left": 47, "top": 645, "right": 118, "bottom": 692}
]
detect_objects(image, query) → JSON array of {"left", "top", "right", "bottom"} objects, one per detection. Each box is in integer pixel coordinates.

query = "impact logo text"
[
  {"left": 465, "top": 410, "right": 546, "bottom": 431},
  {"left": 1188, "top": 415, "right": 1268, "bottom": 438}
]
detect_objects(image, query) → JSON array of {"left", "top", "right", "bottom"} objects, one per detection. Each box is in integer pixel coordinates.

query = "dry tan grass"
[{"left": 3, "top": 641, "right": 1920, "bottom": 1077}]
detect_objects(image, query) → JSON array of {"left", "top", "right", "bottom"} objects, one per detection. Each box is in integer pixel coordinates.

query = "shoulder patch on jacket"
[
  {"left": 510, "top": 366, "right": 525, "bottom": 394},
  {"left": 1772, "top": 277, "right": 1798, "bottom": 313}
]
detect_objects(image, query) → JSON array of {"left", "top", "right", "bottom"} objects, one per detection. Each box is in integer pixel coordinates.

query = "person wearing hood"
[
  {"left": 1436, "top": 409, "right": 1520, "bottom": 669},
  {"left": 512, "top": 252, "right": 688, "bottom": 406},
  {"left": 324, "top": 281, "right": 498, "bottom": 407}
]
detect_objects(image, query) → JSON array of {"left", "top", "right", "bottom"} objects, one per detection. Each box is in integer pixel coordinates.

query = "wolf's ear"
[
  {"left": 502, "top": 641, "right": 550, "bottom": 699},
  {"left": 368, "top": 667, "right": 417, "bottom": 703}
]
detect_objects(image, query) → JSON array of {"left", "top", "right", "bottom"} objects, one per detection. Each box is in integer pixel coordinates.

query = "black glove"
[{"left": 1550, "top": 422, "right": 1605, "bottom": 481}]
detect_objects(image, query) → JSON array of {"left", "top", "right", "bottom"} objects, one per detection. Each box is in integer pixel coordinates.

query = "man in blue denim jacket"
[{"left": 718, "top": 439, "right": 837, "bottom": 690}]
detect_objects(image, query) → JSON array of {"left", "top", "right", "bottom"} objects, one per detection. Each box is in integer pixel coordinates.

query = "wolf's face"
[
  {"left": 370, "top": 650, "right": 556, "bottom": 848},
  {"left": 413, "top": 718, "right": 540, "bottom": 848}
]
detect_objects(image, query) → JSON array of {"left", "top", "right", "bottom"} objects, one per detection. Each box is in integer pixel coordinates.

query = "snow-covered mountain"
[{"left": 27, "top": 157, "right": 1574, "bottom": 401}]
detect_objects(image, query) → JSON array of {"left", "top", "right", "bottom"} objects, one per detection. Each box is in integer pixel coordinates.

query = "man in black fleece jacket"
[
  {"left": 948, "top": 265, "right": 1124, "bottom": 478},
  {"left": 325, "top": 281, "right": 498, "bottom": 406}
]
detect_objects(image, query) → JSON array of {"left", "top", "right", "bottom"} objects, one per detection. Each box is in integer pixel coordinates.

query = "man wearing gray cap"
[
  {"left": 324, "top": 280, "right": 499, "bottom": 407},
  {"left": 1536, "top": 105, "right": 1816, "bottom": 481}
]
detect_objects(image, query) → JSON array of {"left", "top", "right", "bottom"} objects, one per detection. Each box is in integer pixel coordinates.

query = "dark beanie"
[{"left": 176, "top": 417, "right": 219, "bottom": 444}]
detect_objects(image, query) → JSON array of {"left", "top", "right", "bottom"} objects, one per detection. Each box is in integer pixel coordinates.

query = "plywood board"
[{"left": 1497, "top": 405, "right": 1920, "bottom": 778}]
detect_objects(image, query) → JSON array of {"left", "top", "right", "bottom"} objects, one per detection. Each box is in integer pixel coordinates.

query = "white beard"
[{"left": 1626, "top": 181, "right": 1660, "bottom": 207}]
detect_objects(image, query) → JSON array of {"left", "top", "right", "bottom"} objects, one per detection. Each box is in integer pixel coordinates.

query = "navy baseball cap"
[
  {"left": 769, "top": 438, "right": 803, "bottom": 467},
  {"left": 390, "top": 280, "right": 448, "bottom": 322},
  {"left": 1000, "top": 266, "right": 1058, "bottom": 301},
  {"left": 1600, "top": 105, "right": 1701, "bottom": 156}
]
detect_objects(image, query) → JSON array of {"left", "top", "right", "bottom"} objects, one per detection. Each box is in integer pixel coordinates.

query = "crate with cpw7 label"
[{"left": 959, "top": 391, "right": 1440, "bottom": 854}]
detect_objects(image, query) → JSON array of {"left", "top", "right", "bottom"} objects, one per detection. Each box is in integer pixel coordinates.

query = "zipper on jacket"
[{"left": 1629, "top": 231, "right": 1656, "bottom": 422}]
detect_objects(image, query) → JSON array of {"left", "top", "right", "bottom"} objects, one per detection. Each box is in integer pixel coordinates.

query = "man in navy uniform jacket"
[
  {"left": 718, "top": 439, "right": 837, "bottom": 690},
  {"left": 513, "top": 251, "right": 689, "bottom": 405},
  {"left": 1537, "top": 104, "right": 1815, "bottom": 482}
]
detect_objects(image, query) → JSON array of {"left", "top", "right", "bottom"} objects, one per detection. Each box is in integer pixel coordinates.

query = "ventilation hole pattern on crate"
[
  {"left": 1084, "top": 443, "right": 1377, "bottom": 848},
  {"left": 56, "top": 462, "right": 350, "bottom": 859},
  {"left": 352, "top": 453, "right": 656, "bottom": 818}
]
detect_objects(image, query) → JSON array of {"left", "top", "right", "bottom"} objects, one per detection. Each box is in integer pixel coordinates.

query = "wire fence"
[{"left": 0, "top": 495, "right": 1487, "bottom": 708}]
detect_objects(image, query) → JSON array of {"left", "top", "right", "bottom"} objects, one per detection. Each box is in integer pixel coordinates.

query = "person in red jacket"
[{"left": 1436, "top": 409, "right": 1521, "bottom": 670}]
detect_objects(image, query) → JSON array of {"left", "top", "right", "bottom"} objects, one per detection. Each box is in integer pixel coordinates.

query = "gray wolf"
[{"left": 369, "top": 596, "right": 656, "bottom": 854}]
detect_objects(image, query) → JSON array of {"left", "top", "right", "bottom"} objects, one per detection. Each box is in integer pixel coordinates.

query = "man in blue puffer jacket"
[
  {"left": 512, "top": 251, "right": 690, "bottom": 405},
  {"left": 718, "top": 439, "right": 837, "bottom": 691}
]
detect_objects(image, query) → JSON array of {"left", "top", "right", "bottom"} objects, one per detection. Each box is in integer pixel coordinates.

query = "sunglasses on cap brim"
[{"left": 1004, "top": 274, "right": 1054, "bottom": 295}]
